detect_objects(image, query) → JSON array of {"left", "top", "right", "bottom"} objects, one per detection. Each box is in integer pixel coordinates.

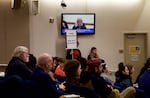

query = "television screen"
[{"left": 61, "top": 13, "right": 95, "bottom": 35}]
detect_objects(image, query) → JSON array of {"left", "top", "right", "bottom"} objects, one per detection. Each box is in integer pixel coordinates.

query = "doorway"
[{"left": 124, "top": 33, "right": 147, "bottom": 83}]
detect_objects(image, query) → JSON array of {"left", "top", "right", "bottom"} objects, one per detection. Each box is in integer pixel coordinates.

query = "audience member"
[
  {"left": 5, "top": 46, "right": 32, "bottom": 80},
  {"left": 55, "top": 57, "right": 66, "bottom": 77},
  {"left": 54, "top": 57, "right": 66, "bottom": 82},
  {"left": 26, "top": 53, "right": 37, "bottom": 71},
  {"left": 114, "top": 64, "right": 132, "bottom": 91},
  {"left": 72, "top": 18, "right": 86, "bottom": 29},
  {"left": 100, "top": 60, "right": 114, "bottom": 86},
  {"left": 80, "top": 59, "right": 135, "bottom": 98},
  {"left": 135, "top": 58, "right": 150, "bottom": 84},
  {"left": 87, "top": 47, "right": 99, "bottom": 60},
  {"left": 138, "top": 67, "right": 150, "bottom": 98},
  {"left": 30, "top": 53, "right": 65, "bottom": 98},
  {"left": 115, "top": 62, "right": 124, "bottom": 82},
  {"left": 63, "top": 59, "right": 98, "bottom": 98}
]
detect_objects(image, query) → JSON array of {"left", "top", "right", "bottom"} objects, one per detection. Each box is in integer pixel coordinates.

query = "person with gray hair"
[
  {"left": 72, "top": 18, "right": 86, "bottom": 29},
  {"left": 5, "top": 46, "right": 32, "bottom": 80}
]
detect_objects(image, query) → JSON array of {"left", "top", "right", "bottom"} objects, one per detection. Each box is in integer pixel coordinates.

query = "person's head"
[
  {"left": 144, "top": 58, "right": 150, "bottom": 68},
  {"left": 90, "top": 47, "right": 97, "bottom": 54},
  {"left": 118, "top": 62, "right": 124, "bottom": 72},
  {"left": 53, "top": 56, "right": 59, "bottom": 67},
  {"left": 126, "top": 64, "right": 134, "bottom": 75},
  {"left": 13, "top": 46, "right": 29, "bottom": 62},
  {"left": 26, "top": 54, "right": 37, "bottom": 70},
  {"left": 62, "top": 21, "right": 68, "bottom": 29},
  {"left": 86, "top": 58, "right": 102, "bottom": 74},
  {"left": 57, "top": 57, "right": 65, "bottom": 68},
  {"left": 37, "top": 53, "right": 53, "bottom": 72},
  {"left": 122, "top": 65, "right": 129, "bottom": 75},
  {"left": 64, "top": 59, "right": 81, "bottom": 80},
  {"left": 76, "top": 18, "right": 83, "bottom": 27}
]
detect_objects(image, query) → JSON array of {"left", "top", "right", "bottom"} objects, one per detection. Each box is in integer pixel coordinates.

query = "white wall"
[
  {"left": 29, "top": 0, "right": 145, "bottom": 71},
  {"left": 134, "top": 0, "right": 150, "bottom": 56}
]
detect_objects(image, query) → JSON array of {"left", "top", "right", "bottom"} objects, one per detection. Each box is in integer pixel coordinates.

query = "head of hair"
[
  {"left": 13, "top": 46, "right": 28, "bottom": 57},
  {"left": 86, "top": 58, "right": 101, "bottom": 73},
  {"left": 57, "top": 57, "right": 65, "bottom": 63},
  {"left": 144, "top": 58, "right": 150, "bottom": 68},
  {"left": 90, "top": 47, "right": 97, "bottom": 53},
  {"left": 26, "top": 54, "right": 37, "bottom": 70},
  {"left": 118, "top": 62, "right": 124, "bottom": 72},
  {"left": 64, "top": 59, "right": 80, "bottom": 79}
]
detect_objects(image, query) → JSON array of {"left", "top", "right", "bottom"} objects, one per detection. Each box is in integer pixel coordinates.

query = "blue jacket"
[
  {"left": 30, "top": 67, "right": 64, "bottom": 98},
  {"left": 139, "top": 68, "right": 150, "bottom": 98}
]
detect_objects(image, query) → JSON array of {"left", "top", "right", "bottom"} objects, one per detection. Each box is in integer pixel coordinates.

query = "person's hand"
[
  {"left": 59, "top": 82, "right": 66, "bottom": 91},
  {"left": 70, "top": 50, "right": 73, "bottom": 54}
]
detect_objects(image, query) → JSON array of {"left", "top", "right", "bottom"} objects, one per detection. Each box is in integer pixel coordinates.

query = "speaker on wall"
[{"left": 11, "top": 0, "right": 21, "bottom": 9}]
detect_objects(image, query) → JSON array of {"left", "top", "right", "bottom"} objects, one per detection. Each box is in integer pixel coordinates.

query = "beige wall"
[
  {"left": 29, "top": 0, "right": 145, "bottom": 71},
  {"left": 0, "top": 0, "right": 29, "bottom": 63}
]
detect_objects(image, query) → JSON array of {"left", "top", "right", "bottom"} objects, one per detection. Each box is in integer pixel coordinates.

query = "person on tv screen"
[
  {"left": 62, "top": 20, "right": 68, "bottom": 29},
  {"left": 72, "top": 18, "right": 86, "bottom": 29}
]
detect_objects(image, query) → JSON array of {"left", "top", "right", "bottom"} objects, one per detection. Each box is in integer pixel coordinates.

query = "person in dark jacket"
[
  {"left": 5, "top": 46, "right": 32, "bottom": 80},
  {"left": 30, "top": 53, "right": 65, "bottom": 98},
  {"left": 138, "top": 68, "right": 150, "bottom": 98},
  {"left": 114, "top": 64, "right": 132, "bottom": 91}
]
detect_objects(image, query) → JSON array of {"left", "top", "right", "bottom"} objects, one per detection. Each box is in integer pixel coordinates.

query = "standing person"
[
  {"left": 72, "top": 18, "right": 86, "bottom": 29},
  {"left": 66, "top": 41, "right": 82, "bottom": 60},
  {"left": 5, "top": 46, "right": 32, "bottom": 80},
  {"left": 87, "top": 47, "right": 99, "bottom": 60},
  {"left": 30, "top": 53, "right": 65, "bottom": 98}
]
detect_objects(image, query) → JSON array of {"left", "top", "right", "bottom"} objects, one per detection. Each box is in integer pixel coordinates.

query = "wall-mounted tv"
[{"left": 61, "top": 13, "right": 95, "bottom": 35}]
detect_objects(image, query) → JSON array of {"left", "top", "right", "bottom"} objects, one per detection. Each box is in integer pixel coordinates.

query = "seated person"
[
  {"left": 100, "top": 60, "right": 114, "bottom": 86},
  {"left": 30, "top": 53, "right": 65, "bottom": 98},
  {"left": 5, "top": 46, "right": 32, "bottom": 80},
  {"left": 114, "top": 64, "right": 132, "bottom": 91},
  {"left": 54, "top": 57, "right": 66, "bottom": 82},
  {"left": 135, "top": 58, "right": 150, "bottom": 84},
  {"left": 72, "top": 18, "right": 86, "bottom": 29},
  {"left": 26, "top": 53, "right": 37, "bottom": 71},
  {"left": 80, "top": 59, "right": 135, "bottom": 98},
  {"left": 138, "top": 67, "right": 150, "bottom": 98},
  {"left": 63, "top": 59, "right": 99, "bottom": 98},
  {"left": 87, "top": 47, "right": 99, "bottom": 60}
]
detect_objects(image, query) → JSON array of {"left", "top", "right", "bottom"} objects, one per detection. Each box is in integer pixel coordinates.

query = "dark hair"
[
  {"left": 64, "top": 60, "right": 80, "bottom": 79},
  {"left": 144, "top": 58, "right": 150, "bottom": 68},
  {"left": 57, "top": 57, "right": 65, "bottom": 63},
  {"left": 118, "top": 62, "right": 124, "bottom": 72},
  {"left": 26, "top": 54, "right": 37, "bottom": 70},
  {"left": 90, "top": 47, "right": 97, "bottom": 53}
]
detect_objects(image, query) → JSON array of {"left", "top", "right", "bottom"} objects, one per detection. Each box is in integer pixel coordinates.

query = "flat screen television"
[{"left": 61, "top": 13, "right": 95, "bottom": 35}]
